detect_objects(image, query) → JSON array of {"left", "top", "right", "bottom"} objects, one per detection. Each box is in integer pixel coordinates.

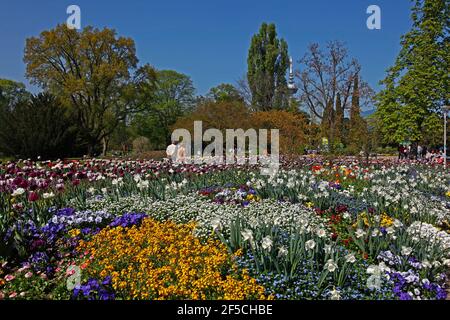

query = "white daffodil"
[
  {"left": 261, "top": 236, "right": 273, "bottom": 251},
  {"left": 330, "top": 287, "right": 341, "bottom": 300},
  {"left": 345, "top": 253, "right": 356, "bottom": 263},
  {"left": 42, "top": 192, "right": 55, "bottom": 199},
  {"left": 278, "top": 246, "right": 288, "bottom": 257},
  {"left": 241, "top": 229, "right": 254, "bottom": 242},
  {"left": 355, "top": 229, "right": 366, "bottom": 239},
  {"left": 316, "top": 229, "right": 327, "bottom": 238},
  {"left": 324, "top": 259, "right": 338, "bottom": 272},
  {"left": 211, "top": 218, "right": 222, "bottom": 232},
  {"left": 323, "top": 244, "right": 333, "bottom": 255},
  {"left": 401, "top": 246, "right": 413, "bottom": 256},
  {"left": 305, "top": 239, "right": 316, "bottom": 251}
]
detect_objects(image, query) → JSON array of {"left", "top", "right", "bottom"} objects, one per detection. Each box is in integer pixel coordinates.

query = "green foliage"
[
  {"left": 348, "top": 76, "right": 369, "bottom": 153},
  {"left": 206, "top": 83, "right": 244, "bottom": 103},
  {"left": 247, "top": 23, "right": 289, "bottom": 111},
  {"left": 375, "top": 0, "right": 449, "bottom": 144},
  {"left": 0, "top": 93, "right": 79, "bottom": 159},
  {"left": 0, "top": 79, "right": 31, "bottom": 109},
  {"left": 130, "top": 70, "right": 196, "bottom": 149},
  {"left": 24, "top": 24, "right": 158, "bottom": 155}
]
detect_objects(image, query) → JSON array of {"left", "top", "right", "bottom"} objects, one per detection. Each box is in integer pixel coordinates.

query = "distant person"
[
  {"left": 421, "top": 146, "right": 427, "bottom": 160},
  {"left": 417, "top": 145, "right": 422, "bottom": 160},
  {"left": 176, "top": 142, "right": 186, "bottom": 163},
  {"left": 166, "top": 140, "right": 179, "bottom": 161},
  {"left": 398, "top": 145, "right": 403, "bottom": 160}
]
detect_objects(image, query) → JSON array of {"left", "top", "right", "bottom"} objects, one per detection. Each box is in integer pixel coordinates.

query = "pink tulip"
[{"left": 5, "top": 274, "right": 15, "bottom": 282}]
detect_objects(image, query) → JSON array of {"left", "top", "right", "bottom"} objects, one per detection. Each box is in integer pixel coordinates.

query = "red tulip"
[{"left": 28, "top": 191, "right": 39, "bottom": 202}]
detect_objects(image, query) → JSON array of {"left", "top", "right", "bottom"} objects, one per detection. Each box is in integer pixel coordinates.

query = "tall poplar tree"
[{"left": 247, "top": 23, "right": 289, "bottom": 111}]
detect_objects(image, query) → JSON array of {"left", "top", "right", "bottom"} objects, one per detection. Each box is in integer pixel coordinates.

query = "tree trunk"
[{"left": 102, "top": 136, "right": 109, "bottom": 157}]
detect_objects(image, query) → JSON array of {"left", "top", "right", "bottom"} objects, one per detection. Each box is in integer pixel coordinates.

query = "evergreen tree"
[
  {"left": 335, "top": 92, "right": 344, "bottom": 143},
  {"left": 0, "top": 93, "right": 79, "bottom": 159},
  {"left": 247, "top": 23, "right": 289, "bottom": 111},
  {"left": 321, "top": 99, "right": 335, "bottom": 146},
  {"left": 349, "top": 76, "right": 368, "bottom": 153}
]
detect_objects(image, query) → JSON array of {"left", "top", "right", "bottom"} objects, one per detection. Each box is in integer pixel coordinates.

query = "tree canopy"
[
  {"left": 375, "top": 0, "right": 449, "bottom": 144},
  {"left": 247, "top": 23, "right": 289, "bottom": 111},
  {"left": 24, "top": 24, "right": 158, "bottom": 155}
]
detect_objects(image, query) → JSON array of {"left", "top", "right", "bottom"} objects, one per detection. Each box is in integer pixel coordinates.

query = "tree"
[
  {"left": 251, "top": 110, "right": 309, "bottom": 154},
  {"left": 131, "top": 70, "right": 195, "bottom": 149},
  {"left": 298, "top": 41, "right": 374, "bottom": 122},
  {"left": 375, "top": 0, "right": 449, "bottom": 144},
  {"left": 24, "top": 24, "right": 157, "bottom": 156},
  {"left": 247, "top": 23, "right": 289, "bottom": 111},
  {"left": 0, "top": 93, "right": 78, "bottom": 159},
  {"left": 172, "top": 101, "right": 251, "bottom": 135},
  {"left": 348, "top": 76, "right": 369, "bottom": 153},
  {"left": 334, "top": 92, "right": 344, "bottom": 143},
  {"left": 321, "top": 99, "right": 335, "bottom": 147},
  {"left": 206, "top": 83, "right": 243, "bottom": 103},
  {"left": 0, "top": 79, "right": 31, "bottom": 110}
]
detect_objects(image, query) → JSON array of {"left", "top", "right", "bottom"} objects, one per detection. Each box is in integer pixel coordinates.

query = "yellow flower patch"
[
  {"left": 354, "top": 212, "right": 394, "bottom": 228},
  {"left": 78, "top": 218, "right": 267, "bottom": 300}
]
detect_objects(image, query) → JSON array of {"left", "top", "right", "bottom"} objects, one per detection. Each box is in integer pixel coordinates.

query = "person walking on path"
[{"left": 166, "top": 140, "right": 179, "bottom": 161}]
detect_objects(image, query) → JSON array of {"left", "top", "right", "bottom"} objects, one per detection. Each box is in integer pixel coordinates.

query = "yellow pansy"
[{"left": 78, "top": 218, "right": 266, "bottom": 300}]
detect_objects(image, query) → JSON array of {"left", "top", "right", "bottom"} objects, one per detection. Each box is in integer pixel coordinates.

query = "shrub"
[{"left": 132, "top": 136, "right": 151, "bottom": 155}]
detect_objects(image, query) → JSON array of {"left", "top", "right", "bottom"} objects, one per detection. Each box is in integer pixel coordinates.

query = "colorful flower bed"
[{"left": 0, "top": 158, "right": 449, "bottom": 300}]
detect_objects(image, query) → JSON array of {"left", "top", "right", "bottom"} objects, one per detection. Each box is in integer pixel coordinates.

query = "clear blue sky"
[{"left": 0, "top": 0, "right": 413, "bottom": 96}]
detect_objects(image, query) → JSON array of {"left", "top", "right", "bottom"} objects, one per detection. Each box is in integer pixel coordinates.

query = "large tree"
[
  {"left": 375, "top": 0, "right": 449, "bottom": 144},
  {"left": 24, "top": 24, "right": 157, "bottom": 155},
  {"left": 131, "top": 70, "right": 195, "bottom": 148},
  {"left": 247, "top": 23, "right": 289, "bottom": 111},
  {"left": 297, "top": 41, "right": 374, "bottom": 123}
]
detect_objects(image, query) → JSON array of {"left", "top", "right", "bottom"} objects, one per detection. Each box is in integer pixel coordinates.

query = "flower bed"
[{"left": 0, "top": 158, "right": 449, "bottom": 300}]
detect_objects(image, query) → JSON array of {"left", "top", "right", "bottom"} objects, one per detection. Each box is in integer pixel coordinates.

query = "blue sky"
[{"left": 0, "top": 0, "right": 413, "bottom": 95}]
